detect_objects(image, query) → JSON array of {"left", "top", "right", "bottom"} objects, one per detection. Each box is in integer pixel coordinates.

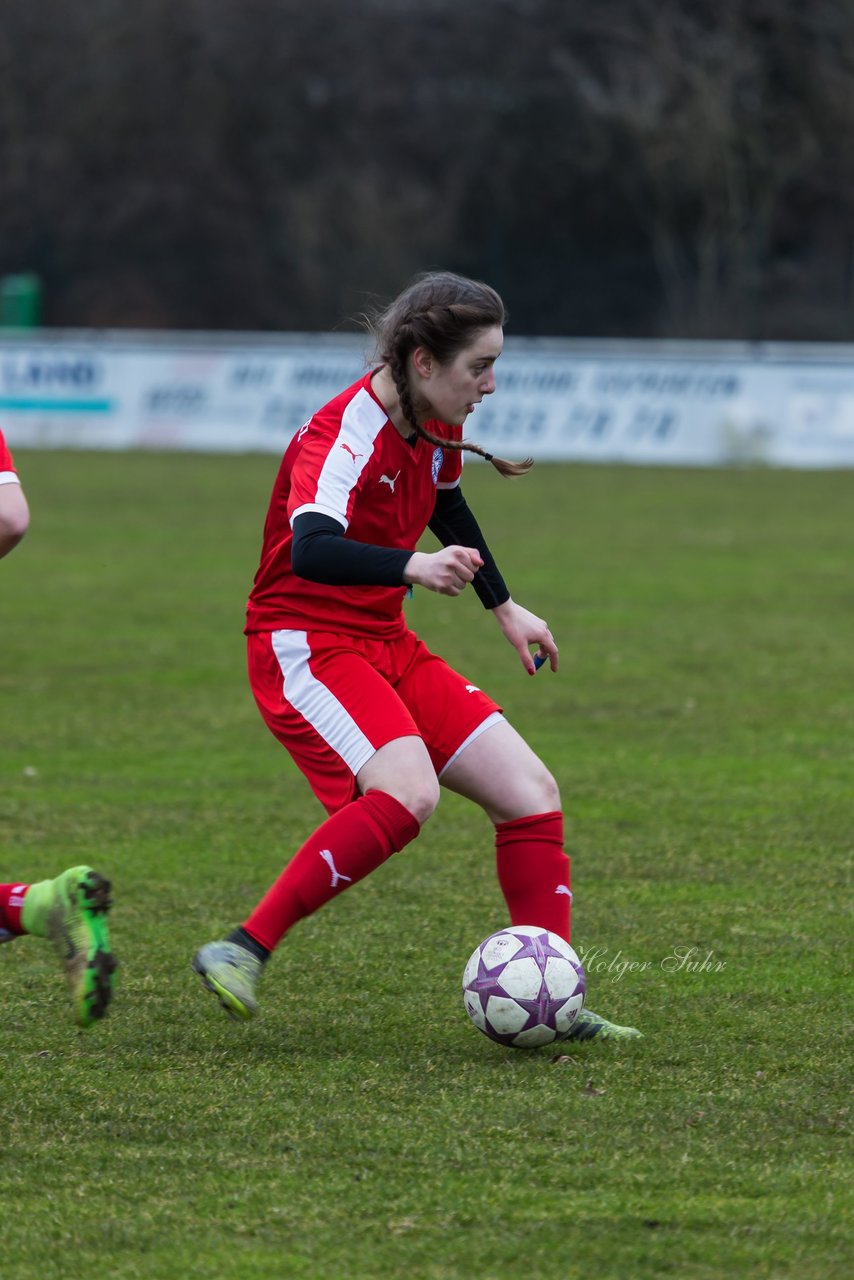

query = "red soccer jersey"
[
  {"left": 246, "top": 372, "right": 463, "bottom": 638},
  {"left": 0, "top": 428, "right": 17, "bottom": 480}
]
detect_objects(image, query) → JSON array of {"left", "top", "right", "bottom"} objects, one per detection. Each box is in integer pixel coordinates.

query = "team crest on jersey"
[{"left": 431, "top": 446, "right": 444, "bottom": 484}]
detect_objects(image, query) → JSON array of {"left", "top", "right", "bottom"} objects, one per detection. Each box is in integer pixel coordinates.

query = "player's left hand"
[{"left": 491, "top": 598, "right": 559, "bottom": 675}]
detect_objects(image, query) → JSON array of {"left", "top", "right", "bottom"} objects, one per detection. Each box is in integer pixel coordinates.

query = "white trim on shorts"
[
  {"left": 270, "top": 628, "right": 377, "bottom": 776},
  {"left": 0, "top": 472, "right": 21, "bottom": 486},
  {"left": 438, "top": 710, "right": 505, "bottom": 778}
]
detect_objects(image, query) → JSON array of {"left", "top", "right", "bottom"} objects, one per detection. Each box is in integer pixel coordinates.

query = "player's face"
[{"left": 415, "top": 325, "right": 503, "bottom": 426}]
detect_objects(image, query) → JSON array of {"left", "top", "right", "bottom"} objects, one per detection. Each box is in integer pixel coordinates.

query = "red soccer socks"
[
  {"left": 0, "top": 882, "right": 28, "bottom": 936},
  {"left": 495, "top": 810, "right": 571, "bottom": 942},
  {"left": 242, "top": 789, "right": 420, "bottom": 951}
]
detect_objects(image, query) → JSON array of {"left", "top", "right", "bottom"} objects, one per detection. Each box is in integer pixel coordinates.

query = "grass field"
[{"left": 0, "top": 451, "right": 851, "bottom": 1280}]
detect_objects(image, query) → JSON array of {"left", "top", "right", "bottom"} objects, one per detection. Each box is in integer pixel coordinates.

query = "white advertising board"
[{"left": 2, "top": 331, "right": 853, "bottom": 467}]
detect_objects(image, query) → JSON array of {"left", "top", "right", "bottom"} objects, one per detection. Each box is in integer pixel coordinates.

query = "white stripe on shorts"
[
  {"left": 438, "top": 710, "right": 505, "bottom": 778},
  {"left": 271, "top": 629, "right": 376, "bottom": 776}
]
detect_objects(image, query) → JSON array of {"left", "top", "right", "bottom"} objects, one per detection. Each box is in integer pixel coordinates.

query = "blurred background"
[{"left": 1, "top": 0, "right": 852, "bottom": 340}]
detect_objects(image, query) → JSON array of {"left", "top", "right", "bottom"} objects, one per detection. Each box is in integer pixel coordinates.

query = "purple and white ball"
[{"left": 462, "top": 926, "right": 586, "bottom": 1048}]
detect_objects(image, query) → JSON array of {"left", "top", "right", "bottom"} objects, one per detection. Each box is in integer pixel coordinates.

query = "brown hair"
[{"left": 366, "top": 271, "right": 533, "bottom": 477}]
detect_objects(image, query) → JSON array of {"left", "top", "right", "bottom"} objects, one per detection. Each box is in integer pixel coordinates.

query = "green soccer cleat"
[
  {"left": 192, "top": 941, "right": 262, "bottom": 1021},
  {"left": 44, "top": 867, "right": 117, "bottom": 1028},
  {"left": 563, "top": 1007, "right": 643, "bottom": 1042}
]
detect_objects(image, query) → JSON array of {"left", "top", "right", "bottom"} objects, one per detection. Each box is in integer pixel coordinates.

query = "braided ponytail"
[{"left": 367, "top": 272, "right": 533, "bottom": 478}]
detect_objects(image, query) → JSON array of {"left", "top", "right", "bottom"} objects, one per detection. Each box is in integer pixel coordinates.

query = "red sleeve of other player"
[{"left": 0, "top": 429, "right": 18, "bottom": 476}]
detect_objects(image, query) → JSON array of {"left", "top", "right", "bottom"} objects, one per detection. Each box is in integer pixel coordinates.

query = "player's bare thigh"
[
  {"left": 357, "top": 735, "right": 440, "bottom": 826},
  {"left": 440, "top": 718, "right": 560, "bottom": 824}
]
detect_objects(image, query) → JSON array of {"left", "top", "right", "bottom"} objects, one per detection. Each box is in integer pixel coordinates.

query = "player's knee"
[
  {"left": 387, "top": 772, "right": 439, "bottom": 826},
  {"left": 366, "top": 773, "right": 439, "bottom": 824},
  {"left": 0, "top": 512, "right": 28, "bottom": 555},
  {"left": 406, "top": 775, "right": 441, "bottom": 826},
  {"left": 0, "top": 490, "right": 30, "bottom": 555},
  {"left": 509, "top": 764, "right": 561, "bottom": 821},
  {"left": 538, "top": 767, "right": 561, "bottom": 813}
]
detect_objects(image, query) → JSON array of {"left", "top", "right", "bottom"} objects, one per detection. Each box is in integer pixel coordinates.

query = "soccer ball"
[{"left": 462, "top": 926, "right": 586, "bottom": 1048}]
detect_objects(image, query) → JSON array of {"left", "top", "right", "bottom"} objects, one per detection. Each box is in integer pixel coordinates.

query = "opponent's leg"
[{"left": 1, "top": 869, "right": 117, "bottom": 1027}]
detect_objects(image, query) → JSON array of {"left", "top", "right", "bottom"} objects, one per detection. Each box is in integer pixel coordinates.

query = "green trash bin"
[{"left": 0, "top": 273, "right": 42, "bottom": 327}]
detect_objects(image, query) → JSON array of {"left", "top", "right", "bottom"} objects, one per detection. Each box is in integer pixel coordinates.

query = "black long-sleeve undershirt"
[
  {"left": 291, "top": 486, "right": 509, "bottom": 608},
  {"left": 427, "top": 485, "right": 510, "bottom": 609},
  {"left": 291, "top": 511, "right": 412, "bottom": 585}
]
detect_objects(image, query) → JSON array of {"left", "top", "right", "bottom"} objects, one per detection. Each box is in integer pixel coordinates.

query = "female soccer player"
[
  {"left": 192, "top": 272, "right": 640, "bottom": 1041},
  {"left": 0, "top": 426, "right": 30, "bottom": 559},
  {"left": 0, "top": 428, "right": 117, "bottom": 1027}
]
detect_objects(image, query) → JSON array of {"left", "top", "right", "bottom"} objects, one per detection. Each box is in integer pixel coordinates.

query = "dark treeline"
[{"left": 1, "top": 0, "right": 852, "bottom": 338}]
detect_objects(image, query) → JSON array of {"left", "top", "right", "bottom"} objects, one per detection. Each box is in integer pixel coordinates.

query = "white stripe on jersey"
[
  {"left": 0, "top": 472, "right": 21, "bottom": 486},
  {"left": 271, "top": 629, "right": 376, "bottom": 776},
  {"left": 290, "top": 387, "right": 388, "bottom": 530}
]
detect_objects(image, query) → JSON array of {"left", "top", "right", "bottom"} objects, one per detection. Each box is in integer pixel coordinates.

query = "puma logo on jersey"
[
  {"left": 465, "top": 684, "right": 480, "bottom": 693},
  {"left": 555, "top": 885, "right": 573, "bottom": 899},
  {"left": 320, "top": 848, "right": 352, "bottom": 889},
  {"left": 379, "top": 470, "right": 401, "bottom": 493},
  {"left": 340, "top": 443, "right": 363, "bottom": 462}
]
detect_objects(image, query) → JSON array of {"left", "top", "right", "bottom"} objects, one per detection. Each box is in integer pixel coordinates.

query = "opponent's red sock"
[
  {"left": 495, "top": 811, "right": 571, "bottom": 942},
  {"left": 0, "top": 882, "right": 29, "bottom": 936},
  {"left": 242, "top": 789, "right": 420, "bottom": 952}
]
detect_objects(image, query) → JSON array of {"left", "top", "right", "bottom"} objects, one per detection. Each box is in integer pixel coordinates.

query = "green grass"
[{"left": 1, "top": 453, "right": 851, "bottom": 1279}]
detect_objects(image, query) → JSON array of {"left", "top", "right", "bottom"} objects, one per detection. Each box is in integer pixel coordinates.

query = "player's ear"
[{"left": 411, "top": 346, "right": 434, "bottom": 379}]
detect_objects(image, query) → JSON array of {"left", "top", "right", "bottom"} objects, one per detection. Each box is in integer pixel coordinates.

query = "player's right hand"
[{"left": 403, "top": 545, "right": 483, "bottom": 596}]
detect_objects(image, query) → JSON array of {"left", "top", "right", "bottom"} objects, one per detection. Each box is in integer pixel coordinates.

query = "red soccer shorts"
[{"left": 247, "top": 627, "right": 503, "bottom": 814}]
